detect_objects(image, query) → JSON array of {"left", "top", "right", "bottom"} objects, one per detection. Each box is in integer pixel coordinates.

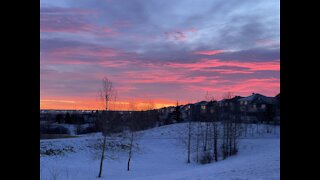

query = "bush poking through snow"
[
  {"left": 40, "top": 146, "right": 75, "bottom": 156},
  {"left": 199, "top": 151, "right": 215, "bottom": 164}
]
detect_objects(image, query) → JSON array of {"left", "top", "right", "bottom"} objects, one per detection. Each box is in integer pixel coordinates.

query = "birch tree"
[
  {"left": 125, "top": 102, "right": 142, "bottom": 171},
  {"left": 97, "top": 77, "right": 117, "bottom": 178}
]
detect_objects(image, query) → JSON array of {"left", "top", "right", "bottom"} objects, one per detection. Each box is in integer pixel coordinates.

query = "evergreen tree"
[
  {"left": 55, "top": 114, "right": 63, "bottom": 124},
  {"left": 173, "top": 101, "right": 182, "bottom": 123},
  {"left": 65, "top": 112, "right": 71, "bottom": 124}
]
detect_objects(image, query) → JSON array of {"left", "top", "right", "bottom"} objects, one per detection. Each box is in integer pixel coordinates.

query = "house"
[
  {"left": 223, "top": 96, "right": 242, "bottom": 110},
  {"left": 239, "top": 93, "right": 276, "bottom": 112},
  {"left": 158, "top": 106, "right": 176, "bottom": 125},
  {"left": 215, "top": 96, "right": 243, "bottom": 121},
  {"left": 238, "top": 93, "right": 277, "bottom": 123},
  {"left": 180, "top": 103, "right": 193, "bottom": 121},
  {"left": 274, "top": 93, "right": 280, "bottom": 124},
  {"left": 206, "top": 100, "right": 218, "bottom": 114}
]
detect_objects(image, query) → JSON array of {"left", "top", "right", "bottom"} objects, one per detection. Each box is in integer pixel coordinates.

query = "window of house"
[
  {"left": 201, "top": 105, "right": 206, "bottom": 110},
  {"left": 261, "top": 104, "right": 266, "bottom": 109}
]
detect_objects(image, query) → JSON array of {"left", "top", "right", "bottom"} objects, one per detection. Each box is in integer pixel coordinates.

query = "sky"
[{"left": 40, "top": 0, "right": 280, "bottom": 110}]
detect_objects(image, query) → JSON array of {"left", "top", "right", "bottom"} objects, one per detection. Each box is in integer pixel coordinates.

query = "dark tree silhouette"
[
  {"left": 173, "top": 101, "right": 182, "bottom": 123},
  {"left": 97, "top": 77, "right": 117, "bottom": 178}
]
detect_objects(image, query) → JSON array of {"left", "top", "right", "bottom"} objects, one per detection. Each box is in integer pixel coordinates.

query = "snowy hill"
[{"left": 40, "top": 123, "right": 280, "bottom": 180}]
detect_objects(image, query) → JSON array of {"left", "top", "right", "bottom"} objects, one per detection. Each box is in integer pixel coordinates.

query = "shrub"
[{"left": 199, "top": 152, "right": 214, "bottom": 164}]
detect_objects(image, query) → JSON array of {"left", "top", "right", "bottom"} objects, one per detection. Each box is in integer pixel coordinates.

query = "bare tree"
[
  {"left": 97, "top": 77, "right": 117, "bottom": 178},
  {"left": 219, "top": 93, "right": 241, "bottom": 159},
  {"left": 222, "top": 92, "right": 234, "bottom": 100},
  {"left": 212, "top": 121, "right": 218, "bottom": 161},
  {"left": 127, "top": 130, "right": 134, "bottom": 171},
  {"left": 99, "top": 77, "right": 116, "bottom": 111},
  {"left": 211, "top": 101, "right": 220, "bottom": 162},
  {"left": 203, "top": 122, "right": 209, "bottom": 152},
  {"left": 201, "top": 92, "right": 215, "bottom": 162},
  {"left": 125, "top": 102, "right": 142, "bottom": 171},
  {"left": 187, "top": 117, "right": 192, "bottom": 163},
  {"left": 196, "top": 119, "right": 200, "bottom": 163},
  {"left": 205, "top": 91, "right": 215, "bottom": 102},
  {"left": 145, "top": 99, "right": 156, "bottom": 110},
  {"left": 222, "top": 119, "right": 227, "bottom": 160}
]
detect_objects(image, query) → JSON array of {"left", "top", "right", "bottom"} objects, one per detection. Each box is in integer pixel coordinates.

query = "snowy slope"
[{"left": 40, "top": 123, "right": 280, "bottom": 180}]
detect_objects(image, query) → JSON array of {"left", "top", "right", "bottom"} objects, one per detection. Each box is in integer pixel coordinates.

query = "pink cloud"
[
  {"left": 189, "top": 27, "right": 197, "bottom": 33},
  {"left": 214, "top": 69, "right": 254, "bottom": 74},
  {"left": 194, "top": 50, "right": 225, "bottom": 55},
  {"left": 94, "top": 26, "right": 119, "bottom": 37},
  {"left": 167, "top": 59, "right": 280, "bottom": 72},
  {"left": 256, "top": 39, "right": 279, "bottom": 46},
  {"left": 99, "top": 60, "right": 135, "bottom": 68},
  {"left": 41, "top": 44, "right": 279, "bottom": 109},
  {"left": 187, "top": 78, "right": 279, "bottom": 99},
  {"left": 43, "top": 46, "right": 140, "bottom": 68},
  {"left": 113, "top": 67, "right": 208, "bottom": 85}
]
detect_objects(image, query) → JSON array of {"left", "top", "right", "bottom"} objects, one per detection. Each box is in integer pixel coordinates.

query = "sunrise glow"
[{"left": 40, "top": 0, "right": 280, "bottom": 110}]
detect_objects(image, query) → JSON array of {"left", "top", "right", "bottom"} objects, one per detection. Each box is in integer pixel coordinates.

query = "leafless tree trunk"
[
  {"left": 127, "top": 132, "right": 134, "bottom": 171},
  {"left": 203, "top": 122, "right": 209, "bottom": 152},
  {"left": 98, "top": 135, "right": 107, "bottom": 177},
  {"left": 187, "top": 118, "right": 192, "bottom": 163},
  {"left": 126, "top": 102, "right": 142, "bottom": 172},
  {"left": 256, "top": 123, "right": 260, "bottom": 136},
  {"left": 249, "top": 124, "right": 254, "bottom": 136},
  {"left": 213, "top": 122, "right": 218, "bottom": 161},
  {"left": 97, "top": 77, "right": 117, "bottom": 178},
  {"left": 222, "top": 115, "right": 233, "bottom": 158},
  {"left": 233, "top": 120, "right": 237, "bottom": 155},
  {"left": 228, "top": 120, "right": 231, "bottom": 157},
  {"left": 196, "top": 120, "right": 200, "bottom": 163},
  {"left": 222, "top": 120, "right": 227, "bottom": 160},
  {"left": 244, "top": 123, "right": 248, "bottom": 137}
]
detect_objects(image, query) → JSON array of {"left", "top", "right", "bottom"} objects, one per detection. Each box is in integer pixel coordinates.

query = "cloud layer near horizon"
[{"left": 40, "top": 0, "right": 280, "bottom": 110}]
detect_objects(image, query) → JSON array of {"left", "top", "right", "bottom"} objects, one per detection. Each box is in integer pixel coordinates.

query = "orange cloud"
[{"left": 40, "top": 97, "right": 180, "bottom": 111}]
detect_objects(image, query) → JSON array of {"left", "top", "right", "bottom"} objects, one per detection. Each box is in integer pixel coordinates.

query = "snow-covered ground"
[{"left": 40, "top": 123, "right": 280, "bottom": 180}]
